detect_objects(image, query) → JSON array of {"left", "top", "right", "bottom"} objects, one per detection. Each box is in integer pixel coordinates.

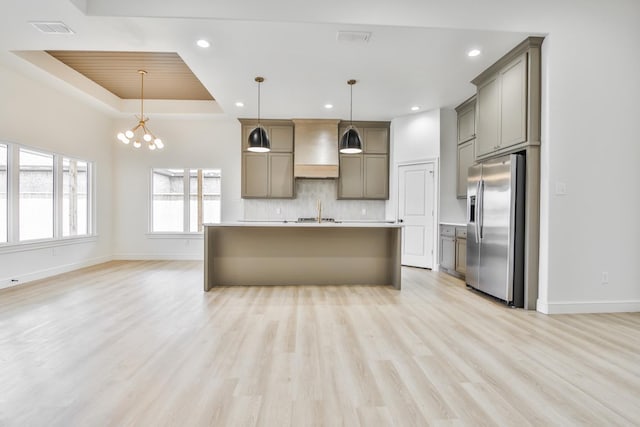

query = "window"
[
  {"left": 19, "top": 149, "right": 54, "bottom": 241},
  {"left": 63, "top": 158, "right": 89, "bottom": 237},
  {"left": 152, "top": 169, "right": 184, "bottom": 232},
  {"left": 0, "top": 144, "right": 7, "bottom": 243},
  {"left": 151, "top": 168, "right": 221, "bottom": 233},
  {"left": 0, "top": 141, "right": 94, "bottom": 246},
  {"left": 189, "top": 169, "right": 221, "bottom": 231}
]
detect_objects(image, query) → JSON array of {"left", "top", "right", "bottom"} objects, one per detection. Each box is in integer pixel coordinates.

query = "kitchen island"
[{"left": 204, "top": 222, "right": 402, "bottom": 290}]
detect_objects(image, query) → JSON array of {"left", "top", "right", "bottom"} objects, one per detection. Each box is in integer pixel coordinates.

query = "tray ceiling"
[{"left": 45, "top": 51, "right": 214, "bottom": 101}]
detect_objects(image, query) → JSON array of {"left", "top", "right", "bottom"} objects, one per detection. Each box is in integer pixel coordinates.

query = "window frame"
[
  {"left": 148, "top": 168, "right": 221, "bottom": 235},
  {"left": 0, "top": 140, "right": 96, "bottom": 252}
]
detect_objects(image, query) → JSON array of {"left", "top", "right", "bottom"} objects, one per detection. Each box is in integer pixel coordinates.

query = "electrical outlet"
[
  {"left": 361, "top": 208, "right": 367, "bottom": 216},
  {"left": 601, "top": 271, "right": 609, "bottom": 285},
  {"left": 276, "top": 208, "right": 281, "bottom": 215},
  {"left": 555, "top": 182, "right": 567, "bottom": 196}
]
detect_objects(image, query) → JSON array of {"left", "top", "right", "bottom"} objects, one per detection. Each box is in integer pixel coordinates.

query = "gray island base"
[{"left": 204, "top": 223, "right": 402, "bottom": 290}]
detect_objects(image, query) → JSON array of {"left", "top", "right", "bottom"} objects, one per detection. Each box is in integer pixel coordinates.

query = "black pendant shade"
[
  {"left": 248, "top": 76, "right": 271, "bottom": 153},
  {"left": 340, "top": 79, "right": 363, "bottom": 154},
  {"left": 248, "top": 126, "right": 270, "bottom": 153},
  {"left": 339, "top": 127, "right": 362, "bottom": 154}
]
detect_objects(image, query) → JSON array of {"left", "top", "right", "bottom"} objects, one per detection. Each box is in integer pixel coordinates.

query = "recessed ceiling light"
[
  {"left": 235, "top": 101, "right": 244, "bottom": 107},
  {"left": 467, "top": 49, "right": 481, "bottom": 57},
  {"left": 411, "top": 106, "right": 420, "bottom": 111},
  {"left": 324, "top": 104, "right": 334, "bottom": 109},
  {"left": 196, "top": 39, "right": 211, "bottom": 48}
]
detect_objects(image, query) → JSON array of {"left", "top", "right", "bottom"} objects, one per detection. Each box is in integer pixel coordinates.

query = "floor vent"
[{"left": 30, "top": 21, "right": 75, "bottom": 35}]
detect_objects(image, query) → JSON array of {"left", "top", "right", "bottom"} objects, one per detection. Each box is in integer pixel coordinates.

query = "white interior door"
[{"left": 398, "top": 163, "right": 435, "bottom": 268}]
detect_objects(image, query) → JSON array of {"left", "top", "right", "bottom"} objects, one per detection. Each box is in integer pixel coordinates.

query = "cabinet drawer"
[
  {"left": 440, "top": 225, "right": 455, "bottom": 237},
  {"left": 456, "top": 227, "right": 467, "bottom": 239}
]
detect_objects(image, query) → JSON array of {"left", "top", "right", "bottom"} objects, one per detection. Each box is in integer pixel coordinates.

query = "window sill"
[
  {"left": 146, "top": 232, "right": 204, "bottom": 239},
  {"left": 0, "top": 235, "right": 99, "bottom": 254}
]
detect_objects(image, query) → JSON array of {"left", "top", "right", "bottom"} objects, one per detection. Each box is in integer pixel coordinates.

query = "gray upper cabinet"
[
  {"left": 455, "top": 95, "right": 477, "bottom": 199},
  {"left": 363, "top": 127, "right": 389, "bottom": 153},
  {"left": 475, "top": 76, "right": 500, "bottom": 157},
  {"left": 268, "top": 153, "right": 294, "bottom": 198},
  {"left": 338, "top": 154, "right": 363, "bottom": 198},
  {"left": 242, "top": 152, "right": 269, "bottom": 198},
  {"left": 457, "top": 140, "right": 474, "bottom": 199},
  {"left": 456, "top": 97, "right": 476, "bottom": 144},
  {"left": 241, "top": 121, "right": 294, "bottom": 153},
  {"left": 363, "top": 154, "right": 388, "bottom": 199},
  {"left": 240, "top": 119, "right": 295, "bottom": 199},
  {"left": 338, "top": 121, "right": 390, "bottom": 200},
  {"left": 268, "top": 126, "right": 294, "bottom": 152},
  {"left": 472, "top": 37, "right": 543, "bottom": 161}
]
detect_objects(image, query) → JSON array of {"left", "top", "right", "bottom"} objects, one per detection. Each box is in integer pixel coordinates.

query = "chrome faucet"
[{"left": 316, "top": 199, "right": 322, "bottom": 223}]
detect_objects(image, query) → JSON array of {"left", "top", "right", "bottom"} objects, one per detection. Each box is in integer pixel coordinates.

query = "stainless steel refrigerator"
[{"left": 466, "top": 153, "right": 525, "bottom": 307}]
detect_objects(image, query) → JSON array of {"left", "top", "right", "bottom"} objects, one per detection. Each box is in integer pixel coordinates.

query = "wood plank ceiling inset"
[{"left": 45, "top": 51, "right": 214, "bottom": 100}]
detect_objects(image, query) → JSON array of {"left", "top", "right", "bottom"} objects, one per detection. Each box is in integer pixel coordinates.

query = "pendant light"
[
  {"left": 247, "top": 76, "right": 270, "bottom": 153},
  {"left": 339, "top": 79, "right": 362, "bottom": 154},
  {"left": 116, "top": 70, "right": 164, "bottom": 150}
]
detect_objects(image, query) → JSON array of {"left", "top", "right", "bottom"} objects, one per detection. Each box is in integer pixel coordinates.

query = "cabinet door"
[
  {"left": 338, "top": 154, "right": 363, "bottom": 198},
  {"left": 242, "top": 152, "right": 269, "bottom": 198},
  {"left": 475, "top": 76, "right": 500, "bottom": 157},
  {"left": 455, "top": 238, "right": 467, "bottom": 275},
  {"left": 269, "top": 125, "right": 294, "bottom": 152},
  {"left": 363, "top": 154, "right": 388, "bottom": 199},
  {"left": 457, "top": 104, "right": 476, "bottom": 144},
  {"left": 363, "top": 127, "right": 389, "bottom": 153},
  {"left": 269, "top": 153, "right": 294, "bottom": 198},
  {"left": 457, "top": 140, "right": 475, "bottom": 199},
  {"left": 500, "top": 53, "right": 527, "bottom": 149},
  {"left": 440, "top": 236, "right": 455, "bottom": 270}
]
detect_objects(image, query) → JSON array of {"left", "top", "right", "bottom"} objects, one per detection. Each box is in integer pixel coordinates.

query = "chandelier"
[{"left": 116, "top": 70, "right": 164, "bottom": 150}]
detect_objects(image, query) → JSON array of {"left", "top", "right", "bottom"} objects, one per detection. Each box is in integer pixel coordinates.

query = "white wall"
[
  {"left": 388, "top": 109, "right": 442, "bottom": 268},
  {"left": 387, "top": 109, "right": 441, "bottom": 220},
  {"left": 438, "top": 108, "right": 466, "bottom": 224},
  {"left": 111, "top": 116, "right": 241, "bottom": 260},
  {"left": 536, "top": 6, "right": 640, "bottom": 313},
  {"left": 0, "top": 61, "right": 113, "bottom": 287}
]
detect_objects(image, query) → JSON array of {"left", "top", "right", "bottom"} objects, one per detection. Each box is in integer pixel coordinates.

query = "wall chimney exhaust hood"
[{"left": 293, "top": 119, "right": 340, "bottom": 178}]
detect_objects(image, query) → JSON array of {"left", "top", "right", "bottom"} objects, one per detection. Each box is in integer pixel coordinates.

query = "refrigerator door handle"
[
  {"left": 474, "top": 180, "right": 481, "bottom": 243},
  {"left": 478, "top": 179, "right": 484, "bottom": 240}
]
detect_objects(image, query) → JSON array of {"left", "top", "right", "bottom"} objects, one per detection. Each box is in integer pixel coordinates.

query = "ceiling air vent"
[
  {"left": 336, "top": 31, "right": 371, "bottom": 43},
  {"left": 30, "top": 21, "right": 75, "bottom": 35}
]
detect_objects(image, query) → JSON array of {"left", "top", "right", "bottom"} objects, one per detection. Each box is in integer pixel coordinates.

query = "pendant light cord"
[
  {"left": 347, "top": 79, "right": 356, "bottom": 127},
  {"left": 257, "top": 80, "right": 261, "bottom": 126},
  {"left": 350, "top": 83, "right": 353, "bottom": 126},
  {"left": 139, "top": 70, "right": 146, "bottom": 122}
]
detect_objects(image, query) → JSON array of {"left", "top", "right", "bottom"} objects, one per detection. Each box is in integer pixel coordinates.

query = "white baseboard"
[
  {"left": 0, "top": 255, "right": 113, "bottom": 290},
  {"left": 112, "top": 253, "right": 203, "bottom": 261},
  {"left": 537, "top": 299, "right": 640, "bottom": 314}
]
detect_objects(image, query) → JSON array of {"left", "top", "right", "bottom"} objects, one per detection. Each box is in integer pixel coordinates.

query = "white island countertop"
[{"left": 205, "top": 221, "right": 402, "bottom": 228}]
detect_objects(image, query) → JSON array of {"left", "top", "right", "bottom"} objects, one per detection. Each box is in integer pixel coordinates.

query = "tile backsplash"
[{"left": 243, "top": 179, "right": 386, "bottom": 221}]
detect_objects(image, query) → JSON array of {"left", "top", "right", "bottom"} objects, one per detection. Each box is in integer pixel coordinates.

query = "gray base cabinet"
[
  {"left": 440, "top": 224, "right": 466, "bottom": 279},
  {"left": 455, "top": 228, "right": 467, "bottom": 275}
]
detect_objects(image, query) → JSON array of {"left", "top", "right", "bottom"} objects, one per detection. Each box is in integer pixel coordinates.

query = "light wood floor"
[{"left": 1, "top": 261, "right": 639, "bottom": 426}]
